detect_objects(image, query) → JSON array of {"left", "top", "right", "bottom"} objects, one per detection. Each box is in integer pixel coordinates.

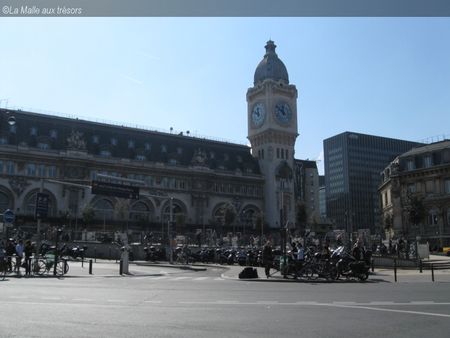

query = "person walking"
[{"left": 262, "top": 241, "right": 273, "bottom": 279}]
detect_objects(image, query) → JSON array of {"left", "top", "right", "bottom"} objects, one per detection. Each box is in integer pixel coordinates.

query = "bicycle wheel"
[
  {"left": 56, "top": 261, "right": 69, "bottom": 276},
  {"left": 0, "top": 260, "right": 6, "bottom": 281},
  {"left": 34, "top": 259, "right": 48, "bottom": 276}
]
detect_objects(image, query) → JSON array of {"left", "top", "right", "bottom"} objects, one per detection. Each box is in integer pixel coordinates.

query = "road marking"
[
  {"left": 9, "top": 296, "right": 28, "bottom": 299},
  {"left": 72, "top": 298, "right": 94, "bottom": 302},
  {"left": 153, "top": 276, "right": 169, "bottom": 280},
  {"left": 193, "top": 277, "right": 209, "bottom": 281},
  {"left": 321, "top": 303, "right": 450, "bottom": 318},
  {"left": 256, "top": 301, "right": 279, "bottom": 304},
  {"left": 107, "top": 299, "right": 126, "bottom": 303},
  {"left": 144, "top": 300, "right": 162, "bottom": 304},
  {"left": 172, "top": 277, "right": 190, "bottom": 280},
  {"left": 41, "top": 297, "right": 62, "bottom": 300}
]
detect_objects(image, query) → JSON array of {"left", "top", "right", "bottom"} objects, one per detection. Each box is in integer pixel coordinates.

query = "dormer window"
[
  {"left": 92, "top": 135, "right": 99, "bottom": 144},
  {"left": 9, "top": 125, "right": 16, "bottom": 134},
  {"left": 177, "top": 147, "right": 183, "bottom": 155},
  {"left": 111, "top": 138, "right": 117, "bottom": 146},
  {"left": 145, "top": 143, "right": 151, "bottom": 151},
  {"left": 50, "top": 130, "right": 58, "bottom": 139},
  {"left": 30, "top": 127, "right": 37, "bottom": 136},
  {"left": 237, "top": 155, "right": 242, "bottom": 163},
  {"left": 128, "top": 140, "right": 135, "bottom": 149},
  {"left": 0, "top": 137, "right": 6, "bottom": 145},
  {"left": 136, "top": 154, "right": 146, "bottom": 161},
  {"left": 210, "top": 151, "right": 215, "bottom": 159},
  {"left": 100, "top": 150, "right": 111, "bottom": 157},
  {"left": 37, "top": 142, "right": 49, "bottom": 150},
  {"left": 161, "top": 145, "right": 167, "bottom": 153},
  {"left": 224, "top": 153, "right": 229, "bottom": 161},
  {"left": 406, "top": 159, "right": 415, "bottom": 171},
  {"left": 423, "top": 155, "right": 432, "bottom": 168}
]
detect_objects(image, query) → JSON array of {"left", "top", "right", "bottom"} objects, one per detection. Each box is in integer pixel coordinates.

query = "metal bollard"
[
  {"left": 419, "top": 259, "right": 423, "bottom": 273},
  {"left": 431, "top": 264, "right": 434, "bottom": 282},
  {"left": 81, "top": 256, "right": 84, "bottom": 268},
  {"left": 119, "top": 259, "right": 123, "bottom": 275},
  {"left": 394, "top": 258, "right": 397, "bottom": 282},
  {"left": 26, "top": 257, "right": 32, "bottom": 276},
  {"left": 371, "top": 258, "right": 374, "bottom": 272},
  {"left": 89, "top": 259, "right": 93, "bottom": 275}
]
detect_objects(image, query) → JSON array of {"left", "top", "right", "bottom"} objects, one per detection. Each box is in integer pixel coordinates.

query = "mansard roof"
[{"left": 0, "top": 108, "right": 260, "bottom": 174}]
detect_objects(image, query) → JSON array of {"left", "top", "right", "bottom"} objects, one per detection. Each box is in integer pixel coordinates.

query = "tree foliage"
[
  {"left": 82, "top": 206, "right": 95, "bottom": 226},
  {"left": 407, "top": 195, "right": 427, "bottom": 226},
  {"left": 296, "top": 200, "right": 307, "bottom": 226}
]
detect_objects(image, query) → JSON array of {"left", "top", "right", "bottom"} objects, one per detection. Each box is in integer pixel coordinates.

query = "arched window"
[
  {"left": 162, "top": 201, "right": 185, "bottom": 224},
  {"left": 93, "top": 199, "right": 114, "bottom": 220},
  {"left": 428, "top": 209, "right": 438, "bottom": 225},
  {"left": 24, "top": 191, "right": 56, "bottom": 217},
  {"left": 0, "top": 190, "right": 10, "bottom": 211},
  {"left": 130, "top": 201, "right": 151, "bottom": 221}
]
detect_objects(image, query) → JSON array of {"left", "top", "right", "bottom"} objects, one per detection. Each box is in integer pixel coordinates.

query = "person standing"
[
  {"left": 262, "top": 241, "right": 273, "bottom": 278},
  {"left": 15, "top": 239, "right": 24, "bottom": 274},
  {"left": 5, "top": 238, "right": 15, "bottom": 272},
  {"left": 24, "top": 240, "right": 34, "bottom": 276}
]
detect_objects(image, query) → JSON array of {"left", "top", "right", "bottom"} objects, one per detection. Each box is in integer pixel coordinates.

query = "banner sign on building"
[{"left": 91, "top": 180, "right": 139, "bottom": 200}]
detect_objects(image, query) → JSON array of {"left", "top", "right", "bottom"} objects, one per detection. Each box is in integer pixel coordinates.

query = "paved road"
[{"left": 1, "top": 261, "right": 449, "bottom": 337}]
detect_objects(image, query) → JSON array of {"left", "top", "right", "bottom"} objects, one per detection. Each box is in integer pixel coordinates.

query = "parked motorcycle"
[{"left": 334, "top": 246, "right": 369, "bottom": 281}]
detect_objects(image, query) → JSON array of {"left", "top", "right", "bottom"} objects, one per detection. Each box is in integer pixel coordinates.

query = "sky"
[{"left": 1, "top": 18, "right": 450, "bottom": 174}]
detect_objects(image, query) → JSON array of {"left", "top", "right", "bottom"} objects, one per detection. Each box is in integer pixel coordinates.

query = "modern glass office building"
[{"left": 323, "top": 131, "right": 422, "bottom": 235}]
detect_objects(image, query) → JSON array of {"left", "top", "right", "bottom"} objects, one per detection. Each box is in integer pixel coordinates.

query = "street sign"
[
  {"left": 3, "top": 209, "right": 15, "bottom": 223},
  {"left": 91, "top": 180, "right": 140, "bottom": 200},
  {"left": 35, "top": 192, "right": 50, "bottom": 219}
]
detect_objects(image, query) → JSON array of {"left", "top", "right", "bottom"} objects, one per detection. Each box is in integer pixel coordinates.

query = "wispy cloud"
[{"left": 121, "top": 74, "right": 144, "bottom": 85}]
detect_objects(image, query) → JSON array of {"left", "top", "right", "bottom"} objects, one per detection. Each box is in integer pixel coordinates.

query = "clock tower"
[{"left": 247, "top": 40, "right": 298, "bottom": 229}]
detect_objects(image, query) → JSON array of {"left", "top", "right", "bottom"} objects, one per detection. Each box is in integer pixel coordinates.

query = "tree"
[
  {"left": 384, "top": 214, "right": 393, "bottom": 230},
  {"left": 407, "top": 195, "right": 427, "bottom": 227},
  {"left": 82, "top": 206, "right": 95, "bottom": 227}
]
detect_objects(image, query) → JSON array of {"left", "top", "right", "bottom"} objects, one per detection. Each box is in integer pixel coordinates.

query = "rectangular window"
[
  {"left": 48, "top": 166, "right": 57, "bottom": 178},
  {"left": 407, "top": 183, "right": 416, "bottom": 194},
  {"left": 276, "top": 148, "right": 280, "bottom": 158},
  {"left": 445, "top": 179, "right": 450, "bottom": 194},
  {"left": 7, "top": 161, "right": 15, "bottom": 174},
  {"left": 423, "top": 155, "right": 432, "bottom": 168},
  {"left": 406, "top": 159, "right": 415, "bottom": 171},
  {"left": 38, "top": 164, "right": 46, "bottom": 177},
  {"left": 425, "top": 180, "right": 434, "bottom": 193},
  {"left": 0, "top": 160, "right": 3, "bottom": 174},
  {"left": 27, "top": 164, "right": 36, "bottom": 176}
]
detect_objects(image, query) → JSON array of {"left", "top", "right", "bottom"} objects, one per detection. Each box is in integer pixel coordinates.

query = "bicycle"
[{"left": 36, "top": 254, "right": 69, "bottom": 276}]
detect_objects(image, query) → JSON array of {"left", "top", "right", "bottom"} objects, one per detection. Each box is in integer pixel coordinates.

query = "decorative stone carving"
[
  {"left": 67, "top": 130, "right": 86, "bottom": 150},
  {"left": 232, "top": 197, "right": 242, "bottom": 214},
  {"left": 191, "top": 148, "right": 208, "bottom": 166},
  {"left": 8, "top": 177, "right": 30, "bottom": 196}
]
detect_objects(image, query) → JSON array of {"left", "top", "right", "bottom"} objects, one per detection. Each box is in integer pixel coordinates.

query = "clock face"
[
  {"left": 251, "top": 102, "right": 266, "bottom": 128},
  {"left": 274, "top": 102, "right": 292, "bottom": 125}
]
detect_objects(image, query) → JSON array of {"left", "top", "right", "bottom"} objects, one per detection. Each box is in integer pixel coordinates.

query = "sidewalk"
[{"left": 222, "top": 263, "right": 450, "bottom": 283}]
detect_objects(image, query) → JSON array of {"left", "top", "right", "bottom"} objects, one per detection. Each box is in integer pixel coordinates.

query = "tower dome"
[{"left": 253, "top": 40, "right": 289, "bottom": 85}]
